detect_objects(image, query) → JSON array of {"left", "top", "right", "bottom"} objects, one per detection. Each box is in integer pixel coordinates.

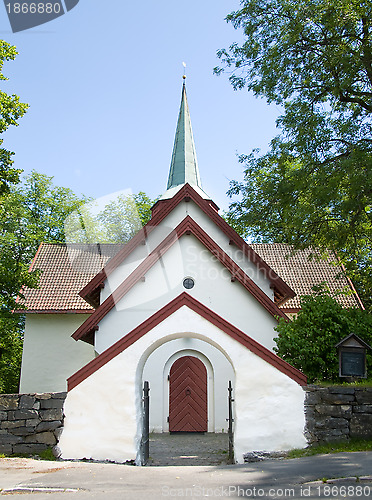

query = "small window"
[{"left": 183, "top": 277, "right": 195, "bottom": 289}]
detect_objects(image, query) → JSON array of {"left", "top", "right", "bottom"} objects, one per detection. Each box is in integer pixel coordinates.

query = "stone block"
[
  {"left": 0, "top": 395, "right": 19, "bottom": 411},
  {"left": 321, "top": 393, "right": 355, "bottom": 405},
  {"left": 353, "top": 405, "right": 372, "bottom": 414},
  {"left": 36, "top": 421, "right": 61, "bottom": 432},
  {"left": 25, "top": 431, "right": 56, "bottom": 446},
  {"left": 355, "top": 390, "right": 372, "bottom": 405},
  {"left": 314, "top": 417, "right": 349, "bottom": 429},
  {"left": 315, "top": 404, "right": 352, "bottom": 418},
  {"left": 13, "top": 409, "right": 39, "bottom": 420},
  {"left": 12, "top": 443, "right": 47, "bottom": 454},
  {"left": 0, "top": 411, "right": 7, "bottom": 420},
  {"left": 0, "top": 444, "right": 13, "bottom": 454},
  {"left": 54, "top": 427, "right": 63, "bottom": 441},
  {"left": 0, "top": 433, "right": 23, "bottom": 444},
  {"left": 328, "top": 387, "right": 355, "bottom": 395},
  {"left": 35, "top": 393, "right": 52, "bottom": 400},
  {"left": 350, "top": 414, "right": 372, "bottom": 439},
  {"left": 40, "top": 409, "right": 63, "bottom": 421},
  {"left": 26, "top": 419, "right": 41, "bottom": 427},
  {"left": 19, "top": 395, "right": 36, "bottom": 409},
  {"left": 305, "top": 392, "right": 322, "bottom": 405},
  {"left": 40, "top": 398, "right": 65, "bottom": 410},
  {"left": 1, "top": 420, "right": 26, "bottom": 429},
  {"left": 51, "top": 392, "right": 67, "bottom": 399},
  {"left": 10, "top": 427, "right": 37, "bottom": 436}
]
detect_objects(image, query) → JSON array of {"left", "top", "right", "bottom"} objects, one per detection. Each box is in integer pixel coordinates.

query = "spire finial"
[{"left": 182, "top": 61, "right": 186, "bottom": 81}]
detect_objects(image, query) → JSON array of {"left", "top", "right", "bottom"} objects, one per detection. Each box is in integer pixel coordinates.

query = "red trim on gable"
[
  {"left": 67, "top": 292, "right": 307, "bottom": 391},
  {"left": 79, "top": 184, "right": 294, "bottom": 305},
  {"left": 72, "top": 216, "right": 290, "bottom": 343}
]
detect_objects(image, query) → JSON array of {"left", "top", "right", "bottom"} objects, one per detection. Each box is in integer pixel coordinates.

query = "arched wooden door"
[{"left": 169, "top": 356, "right": 207, "bottom": 432}]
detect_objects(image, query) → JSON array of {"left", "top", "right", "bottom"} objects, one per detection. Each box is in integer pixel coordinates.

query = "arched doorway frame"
[
  {"left": 163, "top": 349, "right": 214, "bottom": 432},
  {"left": 136, "top": 331, "right": 235, "bottom": 450}
]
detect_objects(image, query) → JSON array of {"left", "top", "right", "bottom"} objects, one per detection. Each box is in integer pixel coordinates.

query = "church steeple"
[{"left": 161, "top": 82, "right": 210, "bottom": 200}]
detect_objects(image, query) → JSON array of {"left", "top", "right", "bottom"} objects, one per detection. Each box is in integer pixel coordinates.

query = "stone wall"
[
  {"left": 0, "top": 392, "right": 66, "bottom": 456},
  {"left": 305, "top": 386, "right": 372, "bottom": 444},
  {"left": 1, "top": 388, "right": 371, "bottom": 457}
]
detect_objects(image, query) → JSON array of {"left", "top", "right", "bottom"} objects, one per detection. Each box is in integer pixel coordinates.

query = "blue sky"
[{"left": 1, "top": 0, "right": 282, "bottom": 211}]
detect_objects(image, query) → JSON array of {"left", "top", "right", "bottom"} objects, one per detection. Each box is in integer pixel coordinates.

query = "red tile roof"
[
  {"left": 17, "top": 243, "right": 124, "bottom": 313},
  {"left": 251, "top": 243, "right": 362, "bottom": 310},
  {"left": 18, "top": 242, "right": 362, "bottom": 313}
]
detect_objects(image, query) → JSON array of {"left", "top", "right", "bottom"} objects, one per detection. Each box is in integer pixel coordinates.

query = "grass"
[
  {"left": 311, "top": 380, "right": 372, "bottom": 387},
  {"left": 287, "top": 439, "right": 372, "bottom": 459},
  {"left": 0, "top": 448, "right": 56, "bottom": 461}
]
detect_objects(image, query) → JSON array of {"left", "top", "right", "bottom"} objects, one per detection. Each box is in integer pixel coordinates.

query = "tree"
[
  {"left": 215, "top": 0, "right": 372, "bottom": 310},
  {"left": 0, "top": 171, "right": 87, "bottom": 392},
  {"left": 274, "top": 289, "right": 372, "bottom": 382},
  {"left": 65, "top": 191, "right": 156, "bottom": 244},
  {"left": 0, "top": 171, "right": 87, "bottom": 312},
  {"left": 0, "top": 40, "right": 28, "bottom": 194}
]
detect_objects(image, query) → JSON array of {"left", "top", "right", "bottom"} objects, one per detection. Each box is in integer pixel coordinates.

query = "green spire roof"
[{"left": 162, "top": 83, "right": 210, "bottom": 200}]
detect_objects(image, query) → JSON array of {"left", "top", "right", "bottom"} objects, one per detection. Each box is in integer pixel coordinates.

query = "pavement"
[
  {"left": 0, "top": 452, "right": 371, "bottom": 499},
  {"left": 148, "top": 432, "right": 230, "bottom": 466}
]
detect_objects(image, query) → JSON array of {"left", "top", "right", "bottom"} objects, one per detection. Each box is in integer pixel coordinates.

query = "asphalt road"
[{"left": 0, "top": 452, "right": 371, "bottom": 499}]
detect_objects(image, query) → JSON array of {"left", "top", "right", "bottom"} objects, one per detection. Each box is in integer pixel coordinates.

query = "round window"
[{"left": 183, "top": 277, "right": 195, "bottom": 289}]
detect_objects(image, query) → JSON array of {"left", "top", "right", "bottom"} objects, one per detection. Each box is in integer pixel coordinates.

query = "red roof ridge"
[{"left": 67, "top": 292, "right": 307, "bottom": 391}]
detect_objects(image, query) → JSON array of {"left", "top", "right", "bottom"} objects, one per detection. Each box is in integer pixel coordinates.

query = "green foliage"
[
  {"left": 216, "top": 0, "right": 372, "bottom": 311},
  {"left": 0, "top": 40, "right": 29, "bottom": 194},
  {"left": 65, "top": 191, "right": 156, "bottom": 244},
  {"left": 0, "top": 171, "right": 87, "bottom": 393},
  {"left": 274, "top": 289, "right": 372, "bottom": 382},
  {"left": 287, "top": 438, "right": 372, "bottom": 458},
  {"left": 37, "top": 448, "right": 56, "bottom": 461},
  {"left": 0, "top": 313, "right": 23, "bottom": 394},
  {"left": 0, "top": 171, "right": 87, "bottom": 312}
]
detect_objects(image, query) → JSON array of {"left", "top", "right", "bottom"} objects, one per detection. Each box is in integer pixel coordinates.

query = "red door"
[{"left": 169, "top": 356, "right": 207, "bottom": 432}]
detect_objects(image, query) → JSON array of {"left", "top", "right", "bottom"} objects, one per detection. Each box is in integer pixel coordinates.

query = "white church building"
[{"left": 18, "top": 83, "right": 363, "bottom": 464}]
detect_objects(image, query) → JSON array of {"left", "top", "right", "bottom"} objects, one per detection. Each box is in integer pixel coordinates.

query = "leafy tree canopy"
[
  {"left": 0, "top": 171, "right": 87, "bottom": 393},
  {"left": 0, "top": 170, "right": 87, "bottom": 312},
  {"left": 0, "top": 40, "right": 28, "bottom": 194},
  {"left": 274, "top": 288, "right": 372, "bottom": 382},
  {"left": 65, "top": 191, "right": 156, "bottom": 244},
  {"left": 215, "top": 0, "right": 372, "bottom": 310}
]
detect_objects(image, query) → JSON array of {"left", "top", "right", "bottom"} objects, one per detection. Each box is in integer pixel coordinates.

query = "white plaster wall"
[
  {"left": 142, "top": 339, "right": 234, "bottom": 432},
  {"left": 95, "top": 234, "right": 279, "bottom": 354},
  {"left": 100, "top": 200, "right": 274, "bottom": 304},
  {"left": 59, "top": 306, "right": 306, "bottom": 464},
  {"left": 20, "top": 314, "right": 94, "bottom": 393}
]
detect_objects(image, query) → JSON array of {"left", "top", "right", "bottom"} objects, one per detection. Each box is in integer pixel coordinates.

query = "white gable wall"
[
  {"left": 59, "top": 306, "right": 306, "bottom": 464},
  {"left": 20, "top": 314, "right": 95, "bottom": 393},
  {"left": 100, "top": 200, "right": 274, "bottom": 304},
  {"left": 95, "top": 235, "right": 279, "bottom": 354}
]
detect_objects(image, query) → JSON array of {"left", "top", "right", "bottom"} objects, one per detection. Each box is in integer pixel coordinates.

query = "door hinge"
[{"left": 167, "top": 416, "right": 169, "bottom": 422}]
